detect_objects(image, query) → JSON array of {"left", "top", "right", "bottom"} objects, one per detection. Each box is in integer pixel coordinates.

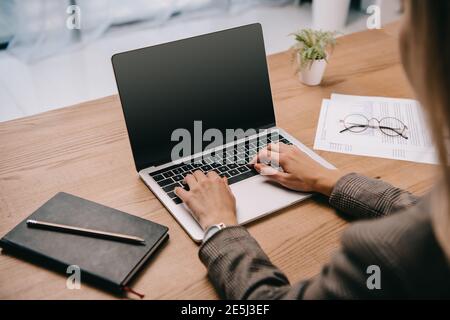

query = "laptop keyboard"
[{"left": 150, "top": 134, "right": 293, "bottom": 204}]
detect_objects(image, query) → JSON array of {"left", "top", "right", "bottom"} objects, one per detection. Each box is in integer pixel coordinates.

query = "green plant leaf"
[{"left": 290, "top": 29, "right": 337, "bottom": 70}]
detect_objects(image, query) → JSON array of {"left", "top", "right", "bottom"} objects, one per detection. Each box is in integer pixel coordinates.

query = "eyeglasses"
[{"left": 340, "top": 114, "right": 409, "bottom": 140}]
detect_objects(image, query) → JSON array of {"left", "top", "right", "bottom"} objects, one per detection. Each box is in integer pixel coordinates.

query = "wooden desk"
[{"left": 0, "top": 22, "right": 437, "bottom": 299}]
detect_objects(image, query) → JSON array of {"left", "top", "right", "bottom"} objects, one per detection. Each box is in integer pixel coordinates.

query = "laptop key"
[
  {"left": 201, "top": 164, "right": 212, "bottom": 172},
  {"left": 163, "top": 171, "right": 174, "bottom": 178},
  {"left": 172, "top": 197, "right": 183, "bottom": 204},
  {"left": 238, "top": 166, "right": 249, "bottom": 173},
  {"left": 181, "top": 181, "right": 190, "bottom": 191},
  {"left": 211, "top": 162, "right": 222, "bottom": 168},
  {"left": 167, "top": 191, "right": 176, "bottom": 199},
  {"left": 225, "top": 157, "right": 235, "bottom": 164},
  {"left": 220, "top": 172, "right": 231, "bottom": 178},
  {"left": 163, "top": 182, "right": 181, "bottom": 193},
  {"left": 182, "top": 171, "right": 192, "bottom": 178},
  {"left": 228, "top": 163, "right": 238, "bottom": 169},
  {"left": 218, "top": 166, "right": 229, "bottom": 173},
  {"left": 229, "top": 169, "right": 240, "bottom": 176},
  {"left": 235, "top": 152, "right": 245, "bottom": 159},
  {"left": 172, "top": 168, "right": 184, "bottom": 175},
  {"left": 173, "top": 175, "right": 184, "bottom": 182},
  {"left": 152, "top": 174, "right": 164, "bottom": 182},
  {"left": 181, "top": 164, "right": 193, "bottom": 171},
  {"left": 158, "top": 178, "right": 174, "bottom": 187},
  {"left": 191, "top": 162, "right": 203, "bottom": 168},
  {"left": 227, "top": 169, "right": 259, "bottom": 185}
]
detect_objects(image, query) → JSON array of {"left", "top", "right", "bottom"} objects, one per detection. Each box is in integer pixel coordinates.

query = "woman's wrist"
[
  {"left": 200, "top": 212, "right": 238, "bottom": 230},
  {"left": 314, "top": 170, "right": 343, "bottom": 197}
]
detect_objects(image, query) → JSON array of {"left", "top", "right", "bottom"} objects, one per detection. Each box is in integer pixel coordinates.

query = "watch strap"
[{"left": 203, "top": 223, "right": 226, "bottom": 243}]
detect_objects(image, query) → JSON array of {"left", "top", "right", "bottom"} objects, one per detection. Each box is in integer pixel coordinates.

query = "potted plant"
[{"left": 291, "top": 29, "right": 337, "bottom": 86}]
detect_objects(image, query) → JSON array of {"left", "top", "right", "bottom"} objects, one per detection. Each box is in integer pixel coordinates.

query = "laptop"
[{"left": 111, "top": 24, "right": 335, "bottom": 242}]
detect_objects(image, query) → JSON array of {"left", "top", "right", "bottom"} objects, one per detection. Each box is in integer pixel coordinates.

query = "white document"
[{"left": 313, "top": 94, "right": 438, "bottom": 164}]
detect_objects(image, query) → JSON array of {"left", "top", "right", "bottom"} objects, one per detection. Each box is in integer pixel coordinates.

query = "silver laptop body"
[{"left": 112, "top": 24, "right": 335, "bottom": 242}]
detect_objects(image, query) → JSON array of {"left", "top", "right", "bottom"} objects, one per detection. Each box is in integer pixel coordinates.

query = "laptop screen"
[{"left": 112, "top": 24, "right": 276, "bottom": 171}]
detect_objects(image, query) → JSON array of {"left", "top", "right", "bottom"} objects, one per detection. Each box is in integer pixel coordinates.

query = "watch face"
[
  {"left": 208, "top": 226, "right": 220, "bottom": 233},
  {"left": 203, "top": 224, "right": 225, "bottom": 243}
]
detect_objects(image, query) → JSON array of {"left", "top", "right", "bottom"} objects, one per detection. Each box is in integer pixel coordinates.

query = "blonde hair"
[{"left": 401, "top": 1, "right": 450, "bottom": 260}]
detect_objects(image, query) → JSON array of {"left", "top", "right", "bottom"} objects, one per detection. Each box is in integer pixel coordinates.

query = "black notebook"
[{"left": 0, "top": 192, "right": 169, "bottom": 296}]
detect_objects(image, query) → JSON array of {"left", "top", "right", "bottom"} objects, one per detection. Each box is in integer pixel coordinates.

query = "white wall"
[{"left": 0, "top": 2, "right": 402, "bottom": 122}]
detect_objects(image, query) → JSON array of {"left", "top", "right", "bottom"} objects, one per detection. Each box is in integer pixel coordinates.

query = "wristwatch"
[{"left": 203, "top": 223, "right": 227, "bottom": 243}]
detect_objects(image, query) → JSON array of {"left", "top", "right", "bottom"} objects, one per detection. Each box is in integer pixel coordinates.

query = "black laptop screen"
[{"left": 112, "top": 24, "right": 276, "bottom": 171}]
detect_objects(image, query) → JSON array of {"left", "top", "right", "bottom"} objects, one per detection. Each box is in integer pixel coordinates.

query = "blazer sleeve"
[
  {"left": 329, "top": 173, "right": 419, "bottom": 219},
  {"left": 199, "top": 225, "right": 403, "bottom": 300},
  {"left": 199, "top": 226, "right": 303, "bottom": 300}
]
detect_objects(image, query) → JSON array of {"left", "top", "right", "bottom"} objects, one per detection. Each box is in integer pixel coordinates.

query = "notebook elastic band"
[{"left": 123, "top": 286, "right": 145, "bottom": 299}]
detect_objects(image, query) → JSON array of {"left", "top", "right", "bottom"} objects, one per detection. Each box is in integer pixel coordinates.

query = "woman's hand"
[
  {"left": 252, "top": 143, "right": 343, "bottom": 196},
  {"left": 175, "top": 170, "right": 238, "bottom": 230}
]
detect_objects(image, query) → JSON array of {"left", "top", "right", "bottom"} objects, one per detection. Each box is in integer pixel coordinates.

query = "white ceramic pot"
[
  {"left": 298, "top": 58, "right": 328, "bottom": 86},
  {"left": 313, "top": 0, "right": 351, "bottom": 31}
]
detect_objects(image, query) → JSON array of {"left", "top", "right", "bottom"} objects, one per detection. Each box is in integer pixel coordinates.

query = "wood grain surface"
[{"left": 0, "top": 21, "right": 437, "bottom": 299}]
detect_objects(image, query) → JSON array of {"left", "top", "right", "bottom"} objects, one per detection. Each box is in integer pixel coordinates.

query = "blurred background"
[{"left": 0, "top": 0, "right": 402, "bottom": 123}]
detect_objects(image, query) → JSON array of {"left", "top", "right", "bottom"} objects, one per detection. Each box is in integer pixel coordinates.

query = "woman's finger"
[
  {"left": 249, "top": 147, "right": 276, "bottom": 164},
  {"left": 193, "top": 170, "right": 207, "bottom": 182},
  {"left": 184, "top": 173, "right": 198, "bottom": 189},
  {"left": 249, "top": 145, "right": 269, "bottom": 164},
  {"left": 254, "top": 148, "right": 284, "bottom": 166},
  {"left": 174, "top": 187, "right": 189, "bottom": 202},
  {"left": 222, "top": 176, "right": 232, "bottom": 192},
  {"left": 267, "top": 142, "right": 290, "bottom": 153},
  {"left": 207, "top": 170, "right": 220, "bottom": 179},
  {"left": 254, "top": 163, "right": 289, "bottom": 180}
]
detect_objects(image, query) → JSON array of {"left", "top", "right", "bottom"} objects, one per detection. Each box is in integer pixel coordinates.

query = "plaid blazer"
[{"left": 199, "top": 173, "right": 450, "bottom": 299}]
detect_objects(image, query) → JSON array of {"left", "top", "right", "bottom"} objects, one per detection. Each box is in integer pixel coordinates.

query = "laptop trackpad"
[{"left": 230, "top": 175, "right": 311, "bottom": 224}]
